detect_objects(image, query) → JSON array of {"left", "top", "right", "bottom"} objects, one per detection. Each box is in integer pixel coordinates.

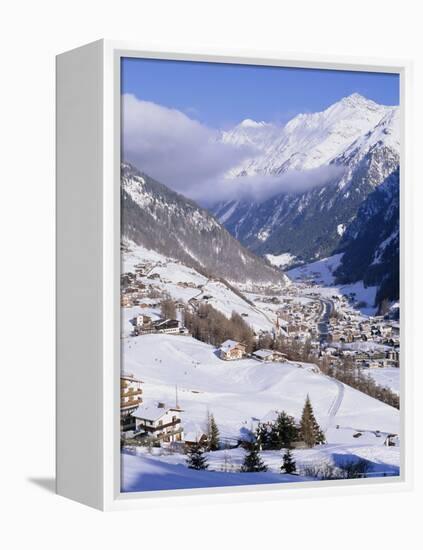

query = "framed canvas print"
[{"left": 56, "top": 40, "right": 412, "bottom": 510}]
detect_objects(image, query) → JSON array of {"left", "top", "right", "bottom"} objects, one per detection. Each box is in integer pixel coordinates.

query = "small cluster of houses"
[
  {"left": 218, "top": 339, "right": 288, "bottom": 363},
  {"left": 131, "top": 314, "right": 189, "bottom": 337},
  {"left": 121, "top": 270, "right": 151, "bottom": 308},
  {"left": 322, "top": 344, "right": 400, "bottom": 369},
  {"left": 328, "top": 311, "right": 400, "bottom": 347},
  {"left": 276, "top": 298, "right": 321, "bottom": 341}
]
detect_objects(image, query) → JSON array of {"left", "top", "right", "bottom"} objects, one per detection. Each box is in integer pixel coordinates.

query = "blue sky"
[{"left": 121, "top": 57, "right": 399, "bottom": 128}]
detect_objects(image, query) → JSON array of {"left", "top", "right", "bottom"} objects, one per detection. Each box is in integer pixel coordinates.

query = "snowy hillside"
[
  {"left": 123, "top": 334, "right": 399, "bottom": 444},
  {"left": 123, "top": 241, "right": 279, "bottom": 332},
  {"left": 287, "top": 254, "right": 378, "bottom": 315},
  {"left": 122, "top": 163, "right": 286, "bottom": 287},
  {"left": 122, "top": 333, "right": 399, "bottom": 491}
]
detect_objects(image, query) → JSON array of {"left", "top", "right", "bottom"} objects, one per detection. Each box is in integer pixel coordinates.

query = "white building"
[
  {"left": 219, "top": 340, "right": 246, "bottom": 361},
  {"left": 132, "top": 401, "right": 183, "bottom": 443}
]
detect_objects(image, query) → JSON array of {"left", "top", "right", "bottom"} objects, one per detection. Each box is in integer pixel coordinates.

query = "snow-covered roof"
[
  {"left": 121, "top": 371, "right": 141, "bottom": 382},
  {"left": 220, "top": 339, "right": 243, "bottom": 352},
  {"left": 184, "top": 431, "right": 207, "bottom": 443},
  {"left": 132, "top": 401, "right": 169, "bottom": 422}
]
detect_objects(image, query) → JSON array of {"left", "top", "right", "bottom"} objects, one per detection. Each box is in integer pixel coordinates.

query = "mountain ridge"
[
  {"left": 213, "top": 94, "right": 399, "bottom": 268},
  {"left": 121, "top": 163, "right": 287, "bottom": 288}
]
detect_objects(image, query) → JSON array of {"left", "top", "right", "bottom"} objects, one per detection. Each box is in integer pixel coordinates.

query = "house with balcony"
[{"left": 131, "top": 401, "right": 184, "bottom": 443}]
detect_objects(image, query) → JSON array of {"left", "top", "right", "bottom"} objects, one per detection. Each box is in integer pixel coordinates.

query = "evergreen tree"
[
  {"left": 255, "top": 423, "right": 271, "bottom": 450},
  {"left": 241, "top": 443, "right": 267, "bottom": 472},
  {"left": 300, "top": 395, "right": 326, "bottom": 448},
  {"left": 186, "top": 443, "right": 208, "bottom": 470},
  {"left": 281, "top": 449, "right": 297, "bottom": 474},
  {"left": 270, "top": 411, "right": 299, "bottom": 449},
  {"left": 208, "top": 413, "right": 220, "bottom": 451}
]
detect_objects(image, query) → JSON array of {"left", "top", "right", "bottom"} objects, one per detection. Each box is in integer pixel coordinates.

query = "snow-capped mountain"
[
  {"left": 223, "top": 93, "right": 397, "bottom": 176},
  {"left": 334, "top": 169, "right": 399, "bottom": 307},
  {"left": 221, "top": 118, "right": 279, "bottom": 154},
  {"left": 214, "top": 94, "right": 400, "bottom": 266},
  {"left": 121, "top": 163, "right": 287, "bottom": 287}
]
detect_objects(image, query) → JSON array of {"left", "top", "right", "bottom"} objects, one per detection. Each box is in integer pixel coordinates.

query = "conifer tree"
[
  {"left": 281, "top": 449, "right": 297, "bottom": 474},
  {"left": 255, "top": 423, "right": 270, "bottom": 450},
  {"left": 186, "top": 443, "right": 208, "bottom": 470},
  {"left": 241, "top": 443, "right": 268, "bottom": 472},
  {"left": 271, "top": 411, "right": 299, "bottom": 449},
  {"left": 300, "top": 395, "right": 326, "bottom": 448},
  {"left": 208, "top": 413, "right": 220, "bottom": 451}
]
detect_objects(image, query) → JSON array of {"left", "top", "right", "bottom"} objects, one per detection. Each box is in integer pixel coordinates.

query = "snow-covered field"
[
  {"left": 122, "top": 450, "right": 309, "bottom": 492},
  {"left": 365, "top": 368, "right": 400, "bottom": 396},
  {"left": 122, "top": 441, "right": 399, "bottom": 493},
  {"left": 122, "top": 333, "right": 399, "bottom": 491},
  {"left": 266, "top": 252, "right": 296, "bottom": 269},
  {"left": 287, "top": 254, "right": 378, "bottom": 315}
]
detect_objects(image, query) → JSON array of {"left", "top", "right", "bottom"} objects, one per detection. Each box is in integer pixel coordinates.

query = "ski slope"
[{"left": 123, "top": 334, "right": 400, "bottom": 444}]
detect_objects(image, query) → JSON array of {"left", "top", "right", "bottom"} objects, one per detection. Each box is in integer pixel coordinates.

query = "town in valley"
[{"left": 120, "top": 241, "right": 400, "bottom": 491}]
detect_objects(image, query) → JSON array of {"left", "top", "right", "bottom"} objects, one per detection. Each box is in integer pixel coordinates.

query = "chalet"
[
  {"left": 252, "top": 349, "right": 287, "bottom": 363},
  {"left": 120, "top": 372, "right": 143, "bottom": 431},
  {"left": 219, "top": 340, "right": 246, "bottom": 361},
  {"left": 132, "top": 401, "right": 183, "bottom": 443}
]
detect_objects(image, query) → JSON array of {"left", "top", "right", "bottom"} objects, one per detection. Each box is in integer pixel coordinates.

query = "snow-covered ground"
[
  {"left": 266, "top": 252, "right": 296, "bottom": 269},
  {"left": 287, "top": 254, "right": 344, "bottom": 286},
  {"left": 122, "top": 333, "right": 399, "bottom": 491},
  {"left": 365, "top": 368, "right": 400, "bottom": 396},
  {"left": 124, "top": 334, "right": 399, "bottom": 441},
  {"left": 122, "top": 450, "right": 309, "bottom": 492},
  {"left": 287, "top": 254, "right": 378, "bottom": 315},
  {"left": 122, "top": 441, "right": 399, "bottom": 492}
]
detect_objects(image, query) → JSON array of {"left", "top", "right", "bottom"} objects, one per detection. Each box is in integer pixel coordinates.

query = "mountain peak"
[
  {"left": 337, "top": 93, "right": 380, "bottom": 110},
  {"left": 239, "top": 118, "right": 266, "bottom": 128}
]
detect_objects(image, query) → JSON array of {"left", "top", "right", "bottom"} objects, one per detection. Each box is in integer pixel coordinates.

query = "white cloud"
[
  {"left": 122, "top": 94, "right": 252, "bottom": 197},
  {"left": 122, "top": 94, "right": 344, "bottom": 205}
]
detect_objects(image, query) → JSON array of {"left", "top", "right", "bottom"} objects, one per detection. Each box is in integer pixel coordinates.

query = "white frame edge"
[{"left": 56, "top": 39, "right": 413, "bottom": 511}]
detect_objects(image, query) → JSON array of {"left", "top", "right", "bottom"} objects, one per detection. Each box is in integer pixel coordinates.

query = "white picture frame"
[{"left": 56, "top": 39, "right": 413, "bottom": 511}]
